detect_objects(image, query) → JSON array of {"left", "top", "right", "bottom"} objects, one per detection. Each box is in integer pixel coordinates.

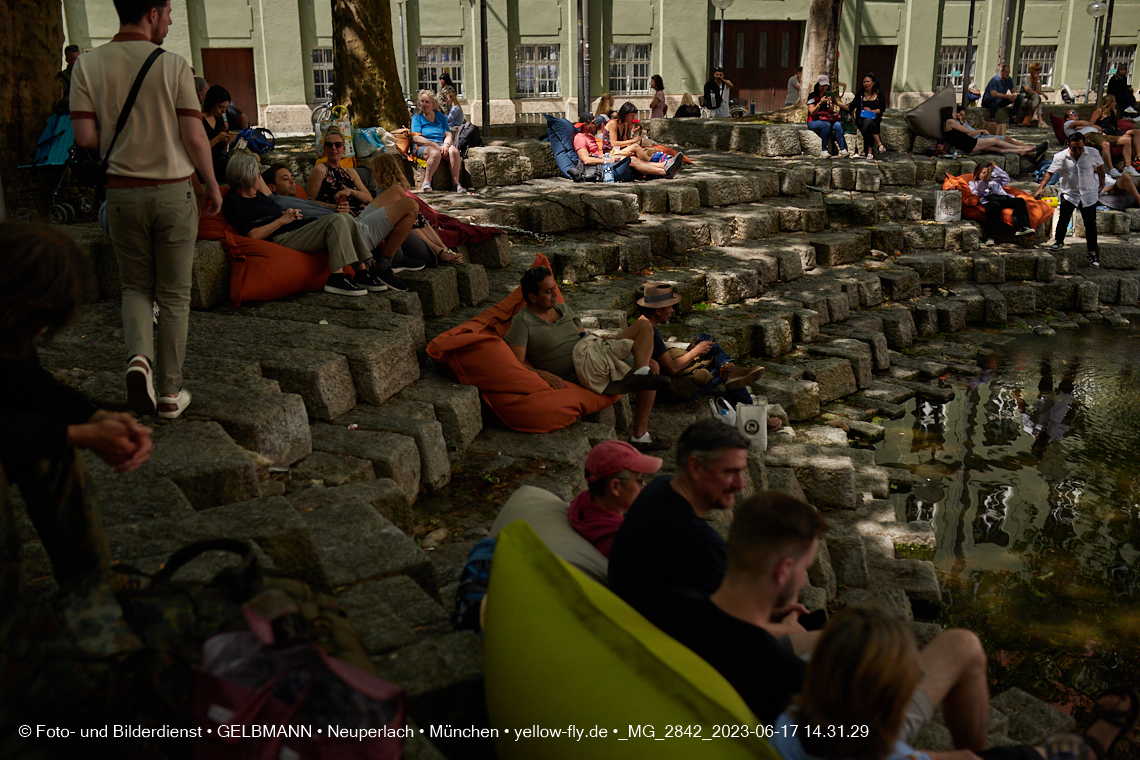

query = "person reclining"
[
  {"left": 769, "top": 605, "right": 1137, "bottom": 760},
  {"left": 572, "top": 111, "right": 683, "bottom": 179},
  {"left": 261, "top": 162, "right": 433, "bottom": 277},
  {"left": 655, "top": 490, "right": 1006, "bottom": 747},
  {"left": 223, "top": 151, "right": 398, "bottom": 296},
  {"left": 1063, "top": 107, "right": 1117, "bottom": 170},
  {"left": 635, "top": 282, "right": 780, "bottom": 430},
  {"left": 568, "top": 440, "right": 663, "bottom": 558},
  {"left": 504, "top": 265, "right": 672, "bottom": 451},
  {"left": 1097, "top": 166, "right": 1140, "bottom": 210},
  {"left": 368, "top": 152, "right": 464, "bottom": 264},
  {"left": 968, "top": 162, "right": 1035, "bottom": 245},
  {"left": 943, "top": 107, "right": 1047, "bottom": 159}
]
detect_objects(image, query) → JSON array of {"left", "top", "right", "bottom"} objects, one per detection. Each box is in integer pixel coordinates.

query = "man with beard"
[{"left": 656, "top": 491, "right": 995, "bottom": 749}]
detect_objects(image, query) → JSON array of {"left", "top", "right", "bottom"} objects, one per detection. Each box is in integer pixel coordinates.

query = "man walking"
[
  {"left": 1035, "top": 132, "right": 1105, "bottom": 267},
  {"left": 71, "top": 0, "right": 220, "bottom": 420}
]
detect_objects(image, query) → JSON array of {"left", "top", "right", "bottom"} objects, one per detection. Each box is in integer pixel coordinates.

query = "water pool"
[{"left": 874, "top": 325, "right": 1140, "bottom": 738}]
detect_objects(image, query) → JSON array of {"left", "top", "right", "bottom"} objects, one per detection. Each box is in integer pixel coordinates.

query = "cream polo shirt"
[{"left": 70, "top": 32, "right": 201, "bottom": 187}]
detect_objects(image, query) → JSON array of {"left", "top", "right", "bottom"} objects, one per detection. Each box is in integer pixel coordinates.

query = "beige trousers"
[
  {"left": 273, "top": 213, "right": 372, "bottom": 273},
  {"left": 106, "top": 181, "right": 199, "bottom": 396}
]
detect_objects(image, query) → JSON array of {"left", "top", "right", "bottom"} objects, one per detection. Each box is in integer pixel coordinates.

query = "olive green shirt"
[{"left": 504, "top": 302, "right": 583, "bottom": 382}]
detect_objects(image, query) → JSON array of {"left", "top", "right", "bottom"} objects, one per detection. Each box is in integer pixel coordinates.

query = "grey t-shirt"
[
  {"left": 785, "top": 75, "right": 800, "bottom": 106},
  {"left": 270, "top": 194, "right": 333, "bottom": 218},
  {"left": 504, "top": 302, "right": 583, "bottom": 381}
]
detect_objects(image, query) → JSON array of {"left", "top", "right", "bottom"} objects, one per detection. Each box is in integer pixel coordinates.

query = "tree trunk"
[
  {"left": 801, "top": 0, "right": 843, "bottom": 100},
  {"left": 0, "top": 0, "right": 65, "bottom": 213},
  {"left": 332, "top": 0, "right": 410, "bottom": 131}
]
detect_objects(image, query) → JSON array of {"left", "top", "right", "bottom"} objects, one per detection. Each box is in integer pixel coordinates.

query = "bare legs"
[
  {"left": 916, "top": 629, "right": 991, "bottom": 751},
  {"left": 619, "top": 319, "right": 661, "bottom": 439},
  {"left": 972, "top": 137, "right": 1035, "bottom": 156},
  {"left": 421, "top": 143, "right": 442, "bottom": 188}
]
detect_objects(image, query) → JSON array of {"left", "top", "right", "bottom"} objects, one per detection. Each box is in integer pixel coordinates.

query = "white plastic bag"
[{"left": 709, "top": 398, "right": 737, "bottom": 426}]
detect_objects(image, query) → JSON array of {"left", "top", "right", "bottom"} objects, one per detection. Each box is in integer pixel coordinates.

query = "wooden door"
[
  {"left": 855, "top": 45, "right": 897, "bottom": 109},
  {"left": 710, "top": 20, "right": 802, "bottom": 112},
  {"left": 201, "top": 48, "right": 257, "bottom": 125}
]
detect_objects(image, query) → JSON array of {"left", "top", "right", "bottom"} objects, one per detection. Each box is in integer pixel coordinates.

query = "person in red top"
[
  {"left": 568, "top": 440, "right": 663, "bottom": 558},
  {"left": 571, "top": 112, "right": 683, "bottom": 179}
]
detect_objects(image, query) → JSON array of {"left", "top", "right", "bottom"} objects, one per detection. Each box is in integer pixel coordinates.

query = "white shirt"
[
  {"left": 1047, "top": 147, "right": 1104, "bottom": 206},
  {"left": 711, "top": 84, "right": 731, "bottom": 117}
]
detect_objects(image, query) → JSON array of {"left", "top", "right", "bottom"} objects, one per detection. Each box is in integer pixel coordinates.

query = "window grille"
[
  {"left": 516, "top": 44, "right": 561, "bottom": 97},
  {"left": 311, "top": 47, "right": 334, "bottom": 103},
  {"left": 609, "top": 44, "right": 651, "bottom": 95},
  {"left": 417, "top": 45, "right": 464, "bottom": 97}
]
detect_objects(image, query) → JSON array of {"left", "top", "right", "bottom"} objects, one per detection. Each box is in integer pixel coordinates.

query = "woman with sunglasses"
[{"left": 306, "top": 127, "right": 372, "bottom": 216}]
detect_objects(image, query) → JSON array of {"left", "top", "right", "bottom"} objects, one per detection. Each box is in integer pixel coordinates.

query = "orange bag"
[{"left": 426, "top": 254, "right": 619, "bottom": 433}]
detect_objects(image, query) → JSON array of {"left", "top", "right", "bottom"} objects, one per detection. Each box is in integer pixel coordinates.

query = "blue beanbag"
[{"left": 543, "top": 115, "right": 580, "bottom": 179}]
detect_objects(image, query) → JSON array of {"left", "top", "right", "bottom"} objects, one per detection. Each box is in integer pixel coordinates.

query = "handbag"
[{"left": 77, "top": 47, "right": 164, "bottom": 188}]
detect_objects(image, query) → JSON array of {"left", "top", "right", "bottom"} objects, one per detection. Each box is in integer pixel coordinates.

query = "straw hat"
[{"left": 637, "top": 282, "right": 682, "bottom": 308}]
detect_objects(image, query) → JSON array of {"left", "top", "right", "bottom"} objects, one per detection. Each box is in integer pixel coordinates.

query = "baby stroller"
[{"left": 13, "top": 112, "right": 101, "bottom": 224}]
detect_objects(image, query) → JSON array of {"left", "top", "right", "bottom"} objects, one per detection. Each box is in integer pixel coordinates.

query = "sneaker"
[
  {"left": 1034, "top": 142, "right": 1049, "bottom": 162},
  {"left": 125, "top": 356, "right": 156, "bottom": 416},
  {"left": 1088, "top": 252, "right": 1101, "bottom": 268},
  {"left": 377, "top": 268, "right": 410, "bottom": 292},
  {"left": 819, "top": 150, "right": 830, "bottom": 159},
  {"left": 982, "top": 238, "right": 996, "bottom": 246},
  {"left": 629, "top": 434, "right": 672, "bottom": 452},
  {"left": 325, "top": 272, "right": 368, "bottom": 296},
  {"left": 665, "top": 153, "right": 685, "bottom": 179},
  {"left": 157, "top": 389, "right": 192, "bottom": 420},
  {"left": 1125, "top": 166, "right": 1140, "bottom": 178},
  {"left": 1015, "top": 227, "right": 1035, "bottom": 237},
  {"left": 838, "top": 149, "right": 850, "bottom": 158},
  {"left": 1110, "top": 167, "right": 1122, "bottom": 178},
  {"left": 390, "top": 253, "right": 426, "bottom": 273},
  {"left": 1049, "top": 242, "right": 1065, "bottom": 251},
  {"left": 624, "top": 370, "right": 672, "bottom": 392},
  {"left": 352, "top": 268, "right": 389, "bottom": 292}
]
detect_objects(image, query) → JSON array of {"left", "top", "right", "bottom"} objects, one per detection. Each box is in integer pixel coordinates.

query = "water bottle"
[{"left": 603, "top": 153, "right": 614, "bottom": 183}]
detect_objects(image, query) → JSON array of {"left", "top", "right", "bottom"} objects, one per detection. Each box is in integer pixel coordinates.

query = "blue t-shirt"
[
  {"left": 769, "top": 712, "right": 931, "bottom": 760},
  {"left": 412, "top": 110, "right": 450, "bottom": 144},
  {"left": 983, "top": 75, "right": 1013, "bottom": 104}
]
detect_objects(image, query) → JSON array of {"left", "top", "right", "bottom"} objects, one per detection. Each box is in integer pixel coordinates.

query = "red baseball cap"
[{"left": 584, "top": 440, "right": 663, "bottom": 483}]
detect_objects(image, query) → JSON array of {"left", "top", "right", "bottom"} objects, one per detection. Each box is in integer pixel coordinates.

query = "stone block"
[
  {"left": 147, "top": 422, "right": 261, "bottom": 510},
  {"left": 855, "top": 163, "right": 881, "bottom": 192},
  {"left": 877, "top": 267, "right": 920, "bottom": 301},
  {"left": 867, "top": 560, "right": 943, "bottom": 618},
  {"left": 944, "top": 223, "right": 980, "bottom": 252},
  {"left": 310, "top": 424, "right": 422, "bottom": 504},
  {"left": 912, "top": 155, "right": 936, "bottom": 182},
  {"left": 973, "top": 253, "right": 1005, "bottom": 283},
  {"left": 288, "top": 451, "right": 376, "bottom": 488},
  {"left": 956, "top": 292, "right": 986, "bottom": 323},
  {"left": 838, "top": 586, "right": 913, "bottom": 621},
  {"left": 871, "top": 223, "right": 906, "bottom": 254},
  {"left": 512, "top": 139, "right": 559, "bottom": 178},
  {"left": 1003, "top": 252, "right": 1038, "bottom": 281},
  {"left": 453, "top": 263, "right": 488, "bottom": 307},
  {"left": 878, "top": 158, "right": 917, "bottom": 186},
  {"left": 468, "top": 427, "right": 591, "bottom": 466},
  {"left": 84, "top": 460, "right": 196, "bottom": 527},
  {"left": 339, "top": 406, "right": 451, "bottom": 490},
  {"left": 997, "top": 283, "right": 1036, "bottom": 314},
  {"left": 879, "top": 121, "right": 913, "bottom": 153},
  {"left": 765, "top": 444, "right": 857, "bottom": 509},
  {"left": 1120, "top": 275, "right": 1140, "bottom": 306},
  {"left": 910, "top": 302, "right": 938, "bottom": 336},
  {"left": 876, "top": 307, "right": 916, "bottom": 348},
  {"left": 552, "top": 243, "right": 621, "bottom": 283},
  {"left": 290, "top": 478, "right": 413, "bottom": 535},
  {"left": 190, "top": 240, "right": 230, "bottom": 310},
  {"left": 302, "top": 497, "right": 436, "bottom": 592},
  {"left": 618, "top": 236, "right": 653, "bottom": 272},
  {"left": 666, "top": 184, "right": 701, "bottom": 214},
  {"left": 979, "top": 284, "right": 1008, "bottom": 324},
  {"left": 462, "top": 235, "right": 511, "bottom": 268},
  {"left": 809, "top": 230, "right": 872, "bottom": 266},
  {"left": 711, "top": 245, "right": 779, "bottom": 284},
  {"left": 399, "top": 380, "right": 482, "bottom": 450},
  {"left": 933, "top": 158, "right": 961, "bottom": 178},
  {"left": 903, "top": 223, "right": 947, "bottom": 251},
  {"left": 936, "top": 299, "right": 968, "bottom": 332},
  {"left": 373, "top": 631, "right": 485, "bottom": 733},
  {"left": 730, "top": 206, "right": 780, "bottom": 240},
  {"left": 778, "top": 168, "right": 807, "bottom": 196},
  {"left": 800, "top": 358, "right": 858, "bottom": 404},
  {"left": 807, "top": 539, "right": 837, "bottom": 600},
  {"left": 753, "top": 378, "right": 820, "bottom": 421},
  {"left": 707, "top": 269, "right": 760, "bottom": 304},
  {"left": 831, "top": 163, "right": 856, "bottom": 190},
  {"left": 664, "top": 217, "right": 712, "bottom": 254},
  {"left": 824, "top": 521, "right": 869, "bottom": 586},
  {"left": 767, "top": 466, "right": 807, "bottom": 503},
  {"left": 1099, "top": 238, "right": 1140, "bottom": 269},
  {"left": 853, "top": 196, "right": 879, "bottom": 225},
  {"left": 1076, "top": 278, "right": 1099, "bottom": 312},
  {"left": 753, "top": 316, "right": 795, "bottom": 357},
  {"left": 1035, "top": 252, "right": 1057, "bottom": 282},
  {"left": 760, "top": 125, "right": 807, "bottom": 156},
  {"left": 897, "top": 253, "right": 945, "bottom": 286},
  {"left": 809, "top": 339, "right": 874, "bottom": 390},
  {"left": 636, "top": 183, "right": 669, "bottom": 213},
  {"left": 990, "top": 688, "right": 1076, "bottom": 746},
  {"left": 1030, "top": 278, "right": 1077, "bottom": 311}
]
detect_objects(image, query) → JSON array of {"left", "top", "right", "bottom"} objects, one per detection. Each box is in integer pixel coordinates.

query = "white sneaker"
[
  {"left": 838, "top": 149, "right": 850, "bottom": 158},
  {"left": 1110, "top": 168, "right": 1122, "bottom": 178},
  {"left": 157, "top": 389, "right": 192, "bottom": 420},
  {"left": 1126, "top": 166, "right": 1140, "bottom": 178},
  {"left": 819, "top": 150, "right": 830, "bottom": 158}
]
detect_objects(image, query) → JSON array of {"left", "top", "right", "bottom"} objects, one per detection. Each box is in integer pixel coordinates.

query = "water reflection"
[{"left": 876, "top": 326, "right": 1140, "bottom": 720}]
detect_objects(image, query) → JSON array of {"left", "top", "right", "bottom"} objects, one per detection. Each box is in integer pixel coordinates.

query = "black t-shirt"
[
  {"left": 656, "top": 591, "right": 806, "bottom": 726},
  {"left": 651, "top": 324, "right": 668, "bottom": 360},
  {"left": 0, "top": 353, "right": 97, "bottom": 471},
  {"left": 608, "top": 475, "right": 728, "bottom": 623},
  {"left": 222, "top": 190, "right": 313, "bottom": 240}
]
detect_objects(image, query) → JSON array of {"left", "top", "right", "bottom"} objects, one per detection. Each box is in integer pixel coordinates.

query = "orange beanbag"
[
  {"left": 426, "top": 254, "right": 619, "bottom": 433},
  {"left": 197, "top": 186, "right": 337, "bottom": 308},
  {"left": 942, "top": 173, "right": 1054, "bottom": 229}
]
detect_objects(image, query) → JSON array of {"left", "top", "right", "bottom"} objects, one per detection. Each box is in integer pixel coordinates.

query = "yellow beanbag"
[{"left": 484, "top": 520, "right": 778, "bottom": 760}]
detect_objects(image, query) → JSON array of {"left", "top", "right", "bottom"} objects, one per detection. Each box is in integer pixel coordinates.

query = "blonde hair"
[
  {"left": 371, "top": 151, "right": 410, "bottom": 190},
  {"left": 1099, "top": 94, "right": 1117, "bottom": 112},
  {"left": 1028, "top": 62, "right": 1042, "bottom": 74},
  {"left": 796, "top": 607, "right": 921, "bottom": 760},
  {"left": 322, "top": 125, "right": 344, "bottom": 148},
  {"left": 417, "top": 89, "right": 441, "bottom": 113},
  {"left": 680, "top": 93, "right": 695, "bottom": 107},
  {"left": 440, "top": 86, "right": 457, "bottom": 105},
  {"left": 595, "top": 92, "right": 614, "bottom": 116}
]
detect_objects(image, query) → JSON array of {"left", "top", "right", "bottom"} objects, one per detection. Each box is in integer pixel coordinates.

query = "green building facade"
[{"left": 61, "top": 0, "right": 1140, "bottom": 134}]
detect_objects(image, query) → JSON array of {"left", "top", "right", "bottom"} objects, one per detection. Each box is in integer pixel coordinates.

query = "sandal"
[
  {"left": 421, "top": 183, "right": 433, "bottom": 193},
  {"left": 439, "top": 248, "right": 464, "bottom": 263},
  {"left": 1082, "top": 686, "right": 1139, "bottom": 760}
]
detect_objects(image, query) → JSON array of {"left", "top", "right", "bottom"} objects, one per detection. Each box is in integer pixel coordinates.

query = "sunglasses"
[{"left": 325, "top": 141, "right": 345, "bottom": 149}]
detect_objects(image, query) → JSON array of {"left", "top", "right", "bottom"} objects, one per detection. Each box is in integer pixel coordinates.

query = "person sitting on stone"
[
  {"left": 504, "top": 265, "right": 672, "bottom": 451},
  {"left": 1016, "top": 61, "right": 1046, "bottom": 127},
  {"left": 1107, "top": 63, "right": 1136, "bottom": 114},
  {"left": 674, "top": 94, "right": 701, "bottom": 119},
  {"left": 981, "top": 63, "right": 1016, "bottom": 126},
  {"left": 635, "top": 282, "right": 777, "bottom": 430},
  {"left": 1062, "top": 107, "right": 1117, "bottom": 172},
  {"left": 806, "top": 76, "right": 851, "bottom": 158},
  {"left": 568, "top": 440, "right": 663, "bottom": 558},
  {"left": 1, "top": 223, "right": 152, "bottom": 611},
  {"left": 306, "top": 126, "right": 373, "bottom": 215},
  {"left": 223, "top": 151, "right": 399, "bottom": 296},
  {"left": 942, "top": 107, "right": 1046, "bottom": 159},
  {"left": 769, "top": 605, "right": 1137, "bottom": 760},
  {"left": 1089, "top": 95, "right": 1140, "bottom": 176},
  {"left": 655, "top": 489, "right": 1005, "bottom": 747},
  {"left": 411, "top": 89, "right": 465, "bottom": 193},
  {"left": 608, "top": 419, "right": 751, "bottom": 622},
  {"left": 572, "top": 112, "right": 683, "bottom": 179},
  {"left": 369, "top": 152, "right": 464, "bottom": 264},
  {"left": 968, "top": 161, "right": 1035, "bottom": 245},
  {"left": 1097, "top": 164, "right": 1140, "bottom": 210},
  {"left": 261, "top": 162, "right": 429, "bottom": 279},
  {"left": 441, "top": 87, "right": 464, "bottom": 128}
]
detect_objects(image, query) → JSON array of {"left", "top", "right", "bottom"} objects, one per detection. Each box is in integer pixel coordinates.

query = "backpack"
[
  {"left": 455, "top": 121, "right": 482, "bottom": 155},
  {"left": 236, "top": 127, "right": 275, "bottom": 156},
  {"left": 451, "top": 537, "right": 496, "bottom": 632}
]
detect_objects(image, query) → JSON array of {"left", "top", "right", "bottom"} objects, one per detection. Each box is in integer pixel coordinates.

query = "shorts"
[
  {"left": 414, "top": 142, "right": 450, "bottom": 158},
  {"left": 355, "top": 203, "right": 394, "bottom": 252},
  {"left": 1084, "top": 132, "right": 1107, "bottom": 148},
  {"left": 898, "top": 687, "right": 936, "bottom": 745}
]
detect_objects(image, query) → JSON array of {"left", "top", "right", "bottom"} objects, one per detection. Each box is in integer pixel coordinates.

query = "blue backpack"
[
  {"left": 451, "top": 537, "right": 497, "bottom": 633},
  {"left": 237, "top": 127, "right": 275, "bottom": 156}
]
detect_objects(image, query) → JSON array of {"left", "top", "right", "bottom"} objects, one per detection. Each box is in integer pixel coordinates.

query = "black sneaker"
[
  {"left": 1015, "top": 227, "right": 1035, "bottom": 237},
  {"left": 1049, "top": 242, "right": 1065, "bottom": 251},
  {"left": 325, "top": 272, "right": 368, "bottom": 296},
  {"left": 1034, "top": 142, "right": 1048, "bottom": 162},
  {"left": 665, "top": 153, "right": 685, "bottom": 179},
  {"left": 391, "top": 253, "right": 426, "bottom": 273},
  {"left": 377, "top": 268, "right": 410, "bottom": 292},
  {"left": 353, "top": 268, "right": 389, "bottom": 292},
  {"left": 1088, "top": 252, "right": 1101, "bottom": 268}
]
